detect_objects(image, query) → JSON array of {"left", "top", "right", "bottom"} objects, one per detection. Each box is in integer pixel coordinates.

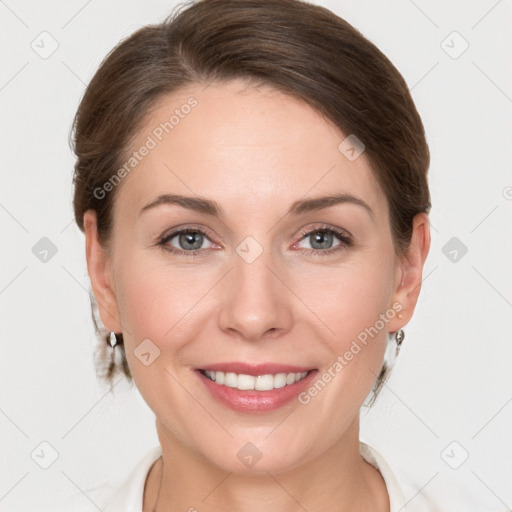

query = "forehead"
[{"left": 115, "top": 79, "right": 386, "bottom": 219}]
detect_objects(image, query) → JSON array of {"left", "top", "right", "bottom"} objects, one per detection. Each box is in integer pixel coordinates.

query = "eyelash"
[{"left": 157, "top": 224, "right": 352, "bottom": 257}]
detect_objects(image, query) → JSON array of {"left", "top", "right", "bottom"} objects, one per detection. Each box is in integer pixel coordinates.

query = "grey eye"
[
  {"left": 309, "top": 230, "right": 334, "bottom": 250},
  {"left": 177, "top": 231, "right": 204, "bottom": 250}
]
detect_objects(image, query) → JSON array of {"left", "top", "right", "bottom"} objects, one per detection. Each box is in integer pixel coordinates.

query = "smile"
[
  {"left": 194, "top": 362, "right": 318, "bottom": 412},
  {"left": 199, "top": 369, "right": 309, "bottom": 391}
]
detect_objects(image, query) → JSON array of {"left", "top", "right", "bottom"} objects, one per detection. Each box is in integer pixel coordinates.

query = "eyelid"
[
  {"left": 159, "top": 223, "right": 217, "bottom": 242},
  {"left": 295, "top": 223, "right": 352, "bottom": 243}
]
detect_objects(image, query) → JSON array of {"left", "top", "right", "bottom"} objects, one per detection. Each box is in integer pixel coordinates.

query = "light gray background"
[{"left": 1, "top": 0, "right": 511, "bottom": 510}]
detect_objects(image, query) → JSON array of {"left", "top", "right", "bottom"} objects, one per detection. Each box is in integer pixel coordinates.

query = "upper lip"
[{"left": 197, "top": 362, "right": 315, "bottom": 376}]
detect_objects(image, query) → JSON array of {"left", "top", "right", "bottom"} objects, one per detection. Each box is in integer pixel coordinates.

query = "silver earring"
[
  {"left": 109, "top": 331, "right": 118, "bottom": 348},
  {"left": 108, "top": 332, "right": 124, "bottom": 375},
  {"left": 395, "top": 329, "right": 405, "bottom": 356}
]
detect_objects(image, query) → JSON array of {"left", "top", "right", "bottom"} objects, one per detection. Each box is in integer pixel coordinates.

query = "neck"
[{"left": 144, "top": 416, "right": 389, "bottom": 512}]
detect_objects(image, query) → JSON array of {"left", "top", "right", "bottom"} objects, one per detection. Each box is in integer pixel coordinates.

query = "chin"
[{"left": 188, "top": 430, "right": 316, "bottom": 476}]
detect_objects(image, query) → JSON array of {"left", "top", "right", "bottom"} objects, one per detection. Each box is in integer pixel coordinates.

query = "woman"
[{"left": 72, "top": 0, "right": 432, "bottom": 510}]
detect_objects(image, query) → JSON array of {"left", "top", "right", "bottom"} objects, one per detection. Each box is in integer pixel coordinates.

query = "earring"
[
  {"left": 108, "top": 331, "right": 123, "bottom": 375},
  {"left": 395, "top": 329, "right": 405, "bottom": 356}
]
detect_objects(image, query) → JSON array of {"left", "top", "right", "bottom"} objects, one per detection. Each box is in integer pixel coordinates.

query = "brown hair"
[{"left": 72, "top": 0, "right": 431, "bottom": 404}]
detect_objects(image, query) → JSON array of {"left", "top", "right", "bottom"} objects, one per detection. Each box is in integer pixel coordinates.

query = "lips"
[{"left": 194, "top": 362, "right": 318, "bottom": 413}]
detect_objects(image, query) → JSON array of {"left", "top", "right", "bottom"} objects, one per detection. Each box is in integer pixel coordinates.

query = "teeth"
[
  {"left": 256, "top": 374, "right": 274, "bottom": 391},
  {"left": 202, "top": 370, "right": 308, "bottom": 391}
]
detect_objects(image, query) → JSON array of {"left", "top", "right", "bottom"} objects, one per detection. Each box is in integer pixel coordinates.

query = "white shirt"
[{"left": 74, "top": 442, "right": 425, "bottom": 512}]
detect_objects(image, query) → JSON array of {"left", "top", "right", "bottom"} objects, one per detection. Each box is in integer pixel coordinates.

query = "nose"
[{"left": 217, "top": 242, "right": 293, "bottom": 342}]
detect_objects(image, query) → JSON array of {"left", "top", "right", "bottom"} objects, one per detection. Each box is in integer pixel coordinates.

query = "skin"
[{"left": 84, "top": 78, "right": 430, "bottom": 511}]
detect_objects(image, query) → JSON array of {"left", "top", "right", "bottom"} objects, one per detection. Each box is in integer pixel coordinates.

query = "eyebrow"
[{"left": 139, "top": 193, "right": 374, "bottom": 220}]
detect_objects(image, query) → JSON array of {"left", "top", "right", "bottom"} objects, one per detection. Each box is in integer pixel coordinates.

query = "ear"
[
  {"left": 387, "top": 212, "right": 431, "bottom": 332},
  {"left": 83, "top": 210, "right": 122, "bottom": 333}
]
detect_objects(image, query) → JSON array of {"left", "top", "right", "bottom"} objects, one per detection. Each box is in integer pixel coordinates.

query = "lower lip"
[{"left": 195, "top": 369, "right": 318, "bottom": 413}]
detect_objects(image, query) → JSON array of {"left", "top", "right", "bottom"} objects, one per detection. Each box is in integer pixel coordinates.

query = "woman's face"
[{"left": 86, "top": 78, "right": 422, "bottom": 473}]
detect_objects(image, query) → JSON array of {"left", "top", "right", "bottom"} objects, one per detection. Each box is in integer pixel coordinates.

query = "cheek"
[
  {"left": 292, "top": 257, "right": 395, "bottom": 342},
  {"left": 114, "top": 248, "right": 201, "bottom": 330},
  {"left": 113, "top": 257, "right": 205, "bottom": 420},
  {"left": 113, "top": 253, "right": 218, "bottom": 372},
  {"left": 289, "top": 252, "right": 396, "bottom": 404},
  {"left": 290, "top": 264, "right": 394, "bottom": 426}
]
